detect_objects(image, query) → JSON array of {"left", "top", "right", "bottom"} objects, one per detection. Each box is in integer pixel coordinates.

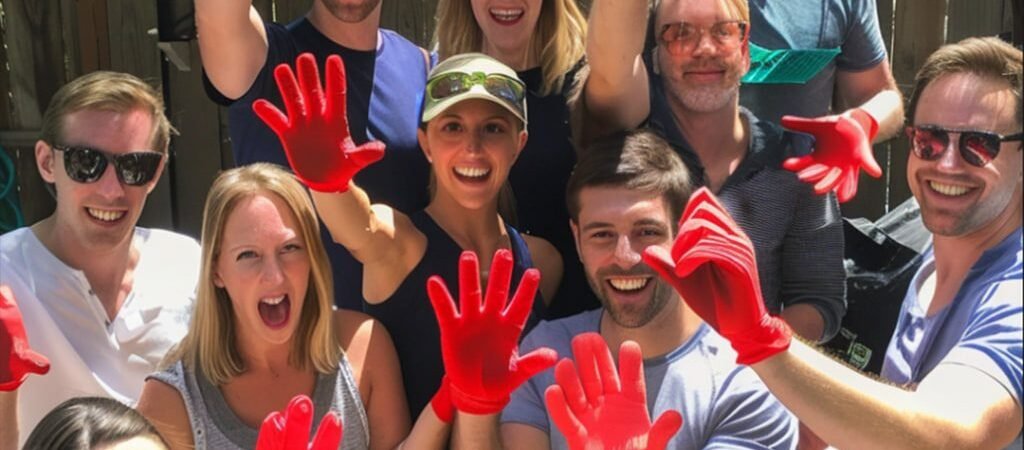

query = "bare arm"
[
  {"left": 835, "top": 62, "right": 904, "bottom": 142},
  {"left": 310, "top": 186, "right": 425, "bottom": 300},
  {"left": 522, "top": 235, "right": 564, "bottom": 305},
  {"left": 753, "top": 340, "right": 1022, "bottom": 449},
  {"left": 137, "top": 379, "right": 197, "bottom": 450},
  {"left": 582, "top": 0, "right": 651, "bottom": 131},
  {"left": 0, "top": 391, "right": 16, "bottom": 450},
  {"left": 194, "top": 0, "right": 270, "bottom": 99},
  {"left": 780, "top": 303, "right": 825, "bottom": 342},
  {"left": 451, "top": 414, "right": 552, "bottom": 450}
]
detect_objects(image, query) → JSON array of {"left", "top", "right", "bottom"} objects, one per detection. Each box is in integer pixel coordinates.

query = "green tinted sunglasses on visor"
[{"left": 425, "top": 71, "right": 526, "bottom": 119}]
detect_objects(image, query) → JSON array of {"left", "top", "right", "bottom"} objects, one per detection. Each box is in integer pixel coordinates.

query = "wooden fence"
[{"left": 0, "top": 0, "right": 1018, "bottom": 239}]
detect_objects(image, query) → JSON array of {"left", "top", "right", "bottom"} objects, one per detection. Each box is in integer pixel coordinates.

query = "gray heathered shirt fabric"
[
  {"left": 645, "top": 88, "right": 847, "bottom": 340},
  {"left": 149, "top": 358, "right": 369, "bottom": 449}
]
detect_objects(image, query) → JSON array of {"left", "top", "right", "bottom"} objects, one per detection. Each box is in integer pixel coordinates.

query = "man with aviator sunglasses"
[
  {"left": 0, "top": 71, "right": 200, "bottom": 448},
  {"left": 648, "top": 36, "right": 1023, "bottom": 449},
  {"left": 581, "top": 0, "right": 846, "bottom": 344}
]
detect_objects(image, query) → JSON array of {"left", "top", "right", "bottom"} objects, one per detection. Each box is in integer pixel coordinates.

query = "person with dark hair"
[
  {"left": 24, "top": 397, "right": 167, "bottom": 450},
  {"left": 452, "top": 129, "right": 797, "bottom": 449},
  {"left": 582, "top": 0, "right": 847, "bottom": 344},
  {"left": 0, "top": 71, "right": 199, "bottom": 448},
  {"left": 648, "top": 36, "right": 1023, "bottom": 449}
]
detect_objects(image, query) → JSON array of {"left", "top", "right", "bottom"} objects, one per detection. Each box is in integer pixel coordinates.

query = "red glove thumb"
[
  {"left": 1, "top": 285, "right": 50, "bottom": 391},
  {"left": 647, "top": 410, "right": 684, "bottom": 450}
]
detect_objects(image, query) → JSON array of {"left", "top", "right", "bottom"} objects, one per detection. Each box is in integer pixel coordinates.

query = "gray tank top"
[{"left": 149, "top": 357, "right": 370, "bottom": 449}]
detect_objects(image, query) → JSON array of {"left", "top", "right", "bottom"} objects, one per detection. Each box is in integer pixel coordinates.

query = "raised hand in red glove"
[
  {"left": 427, "top": 250, "right": 557, "bottom": 417},
  {"left": 781, "top": 108, "right": 882, "bottom": 203},
  {"left": 253, "top": 53, "right": 384, "bottom": 193},
  {"left": 1, "top": 285, "right": 50, "bottom": 391},
  {"left": 545, "top": 333, "right": 683, "bottom": 450},
  {"left": 255, "top": 395, "right": 342, "bottom": 450},
  {"left": 643, "top": 188, "right": 791, "bottom": 365}
]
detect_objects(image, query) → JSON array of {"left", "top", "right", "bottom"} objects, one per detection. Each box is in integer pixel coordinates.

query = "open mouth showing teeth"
[
  {"left": 929, "top": 181, "right": 971, "bottom": 197},
  {"left": 454, "top": 166, "right": 491, "bottom": 179},
  {"left": 607, "top": 277, "right": 650, "bottom": 292},
  {"left": 87, "top": 208, "right": 126, "bottom": 222},
  {"left": 489, "top": 8, "right": 524, "bottom": 23},
  {"left": 258, "top": 295, "right": 290, "bottom": 329}
]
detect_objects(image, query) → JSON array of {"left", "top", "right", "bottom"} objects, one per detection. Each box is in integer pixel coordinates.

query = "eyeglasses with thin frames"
[
  {"left": 658, "top": 20, "right": 749, "bottom": 56},
  {"left": 906, "top": 125, "right": 1023, "bottom": 167}
]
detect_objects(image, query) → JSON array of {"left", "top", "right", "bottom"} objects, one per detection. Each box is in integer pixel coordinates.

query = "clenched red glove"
[
  {"left": 253, "top": 53, "right": 384, "bottom": 193},
  {"left": 427, "top": 250, "right": 558, "bottom": 417},
  {"left": 545, "top": 333, "right": 682, "bottom": 450},
  {"left": 255, "top": 395, "right": 342, "bottom": 450},
  {"left": 781, "top": 108, "right": 882, "bottom": 203},
  {"left": 643, "top": 188, "right": 791, "bottom": 365},
  {"left": 1, "top": 285, "right": 50, "bottom": 391}
]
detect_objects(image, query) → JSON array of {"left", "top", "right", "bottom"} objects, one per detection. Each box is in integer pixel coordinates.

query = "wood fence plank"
[
  {"left": 947, "top": 0, "right": 1008, "bottom": 42},
  {"left": 380, "top": 0, "right": 437, "bottom": 48},
  {"left": 275, "top": 0, "right": 310, "bottom": 24}
]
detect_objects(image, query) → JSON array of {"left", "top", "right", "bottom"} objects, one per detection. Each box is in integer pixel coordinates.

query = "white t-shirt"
[{"left": 0, "top": 227, "right": 199, "bottom": 445}]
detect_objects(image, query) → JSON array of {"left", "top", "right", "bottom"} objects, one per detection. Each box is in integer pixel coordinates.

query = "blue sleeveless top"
[
  {"left": 363, "top": 210, "right": 546, "bottom": 417},
  {"left": 205, "top": 19, "right": 432, "bottom": 310}
]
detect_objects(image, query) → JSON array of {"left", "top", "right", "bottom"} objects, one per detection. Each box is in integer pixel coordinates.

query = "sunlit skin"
[
  {"left": 655, "top": 0, "right": 749, "bottom": 113},
  {"left": 908, "top": 72, "right": 1023, "bottom": 239},
  {"left": 419, "top": 99, "right": 527, "bottom": 212},
  {"left": 471, "top": 0, "right": 543, "bottom": 70},
  {"left": 572, "top": 186, "right": 677, "bottom": 328},
  {"left": 34, "top": 108, "right": 163, "bottom": 255},
  {"left": 214, "top": 192, "right": 311, "bottom": 350}
]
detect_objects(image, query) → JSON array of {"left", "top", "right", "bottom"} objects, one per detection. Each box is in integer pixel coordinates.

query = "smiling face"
[
  {"left": 471, "top": 0, "right": 543, "bottom": 67},
  {"left": 572, "top": 186, "right": 678, "bottom": 328},
  {"left": 908, "top": 72, "right": 1023, "bottom": 238},
  {"left": 317, "top": 0, "right": 382, "bottom": 22},
  {"left": 419, "top": 98, "right": 527, "bottom": 210},
  {"left": 655, "top": 0, "right": 749, "bottom": 113},
  {"left": 213, "top": 192, "right": 310, "bottom": 348},
  {"left": 35, "top": 107, "right": 163, "bottom": 252}
]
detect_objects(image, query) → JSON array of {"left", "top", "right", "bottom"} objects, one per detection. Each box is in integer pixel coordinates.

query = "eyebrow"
[{"left": 579, "top": 218, "right": 669, "bottom": 232}]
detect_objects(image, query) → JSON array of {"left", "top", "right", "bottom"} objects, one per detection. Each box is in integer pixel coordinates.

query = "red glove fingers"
[
  {"left": 781, "top": 108, "right": 882, "bottom": 203},
  {"left": 1, "top": 285, "right": 50, "bottom": 391},
  {"left": 427, "top": 250, "right": 557, "bottom": 416},
  {"left": 255, "top": 395, "right": 343, "bottom": 450},
  {"left": 544, "top": 333, "right": 683, "bottom": 450},
  {"left": 253, "top": 53, "right": 385, "bottom": 193}
]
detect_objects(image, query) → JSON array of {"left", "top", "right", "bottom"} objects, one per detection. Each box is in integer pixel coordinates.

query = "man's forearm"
[
  {"left": 780, "top": 303, "right": 825, "bottom": 342},
  {"left": 451, "top": 413, "right": 503, "bottom": 450},
  {"left": 0, "top": 391, "right": 18, "bottom": 450},
  {"left": 855, "top": 89, "right": 903, "bottom": 143}
]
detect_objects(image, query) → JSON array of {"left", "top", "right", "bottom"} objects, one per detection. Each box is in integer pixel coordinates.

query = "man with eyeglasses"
[
  {"left": 648, "top": 36, "right": 1023, "bottom": 449},
  {"left": 194, "top": 0, "right": 431, "bottom": 312},
  {"left": 0, "top": 71, "right": 199, "bottom": 448},
  {"left": 581, "top": 0, "right": 846, "bottom": 344}
]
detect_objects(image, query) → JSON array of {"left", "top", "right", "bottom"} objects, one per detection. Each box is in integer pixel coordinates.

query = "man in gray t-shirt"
[{"left": 450, "top": 130, "right": 796, "bottom": 449}]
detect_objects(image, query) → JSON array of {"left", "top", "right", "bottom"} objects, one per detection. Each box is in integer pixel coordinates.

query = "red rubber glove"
[
  {"left": 643, "top": 188, "right": 791, "bottom": 365},
  {"left": 1, "top": 285, "right": 50, "bottom": 391},
  {"left": 545, "top": 333, "right": 682, "bottom": 450},
  {"left": 254, "top": 395, "right": 342, "bottom": 450},
  {"left": 427, "top": 250, "right": 558, "bottom": 416},
  {"left": 253, "top": 53, "right": 385, "bottom": 193},
  {"left": 781, "top": 108, "right": 882, "bottom": 203}
]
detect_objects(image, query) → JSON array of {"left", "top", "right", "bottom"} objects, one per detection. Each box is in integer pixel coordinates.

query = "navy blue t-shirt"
[
  {"left": 511, "top": 63, "right": 600, "bottom": 319},
  {"left": 205, "top": 19, "right": 431, "bottom": 310}
]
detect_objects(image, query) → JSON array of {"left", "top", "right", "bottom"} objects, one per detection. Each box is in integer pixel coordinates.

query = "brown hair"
[
  {"left": 40, "top": 71, "right": 175, "bottom": 153},
  {"left": 24, "top": 397, "right": 167, "bottom": 449},
  {"left": 166, "top": 163, "right": 340, "bottom": 384},
  {"left": 907, "top": 36, "right": 1022, "bottom": 124},
  {"left": 567, "top": 129, "right": 693, "bottom": 225}
]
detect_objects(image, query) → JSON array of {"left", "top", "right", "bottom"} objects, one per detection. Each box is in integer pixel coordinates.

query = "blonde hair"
[
  {"left": 40, "top": 71, "right": 175, "bottom": 153},
  {"left": 433, "top": 0, "right": 587, "bottom": 96},
  {"left": 167, "top": 163, "right": 340, "bottom": 385}
]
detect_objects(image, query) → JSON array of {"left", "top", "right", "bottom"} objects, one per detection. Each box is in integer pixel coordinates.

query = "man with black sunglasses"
[
  {"left": 649, "top": 36, "right": 1023, "bottom": 449},
  {"left": 0, "top": 71, "right": 200, "bottom": 448},
  {"left": 581, "top": 0, "right": 846, "bottom": 344}
]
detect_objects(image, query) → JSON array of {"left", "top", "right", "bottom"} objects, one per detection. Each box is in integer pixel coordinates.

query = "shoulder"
[
  {"left": 136, "top": 228, "right": 201, "bottom": 256},
  {"left": 137, "top": 375, "right": 195, "bottom": 449},
  {"left": 0, "top": 227, "right": 31, "bottom": 254},
  {"left": 333, "top": 310, "right": 398, "bottom": 371},
  {"left": 522, "top": 235, "right": 563, "bottom": 277}
]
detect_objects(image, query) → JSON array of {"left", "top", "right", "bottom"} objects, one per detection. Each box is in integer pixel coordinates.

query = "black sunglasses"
[
  {"left": 51, "top": 144, "right": 164, "bottom": 186},
  {"left": 906, "top": 125, "right": 1023, "bottom": 167}
]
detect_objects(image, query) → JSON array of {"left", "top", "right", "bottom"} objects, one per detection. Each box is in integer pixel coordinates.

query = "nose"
[
  {"left": 94, "top": 164, "right": 126, "bottom": 199},
  {"left": 613, "top": 235, "right": 642, "bottom": 269},
  {"left": 260, "top": 255, "right": 286, "bottom": 286},
  {"left": 467, "top": 131, "right": 485, "bottom": 154},
  {"left": 934, "top": 136, "right": 968, "bottom": 171},
  {"left": 691, "top": 30, "right": 719, "bottom": 56}
]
